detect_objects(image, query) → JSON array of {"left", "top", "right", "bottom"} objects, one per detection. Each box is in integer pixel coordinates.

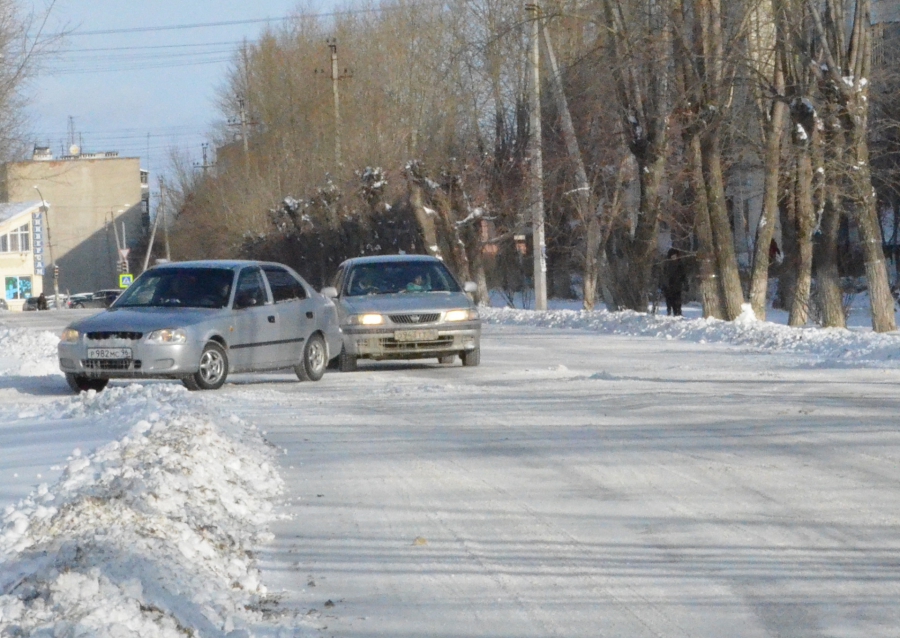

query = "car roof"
[
  {"left": 340, "top": 254, "right": 442, "bottom": 268},
  {"left": 148, "top": 259, "right": 295, "bottom": 272}
]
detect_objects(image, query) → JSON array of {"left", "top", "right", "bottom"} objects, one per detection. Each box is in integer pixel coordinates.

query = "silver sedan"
[
  {"left": 322, "top": 255, "right": 481, "bottom": 371},
  {"left": 58, "top": 260, "right": 342, "bottom": 392}
]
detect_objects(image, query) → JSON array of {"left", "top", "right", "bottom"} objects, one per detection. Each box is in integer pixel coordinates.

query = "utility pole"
[
  {"left": 317, "top": 40, "right": 351, "bottom": 169},
  {"left": 330, "top": 40, "right": 342, "bottom": 167},
  {"left": 194, "top": 143, "right": 215, "bottom": 173},
  {"left": 526, "top": 3, "right": 547, "bottom": 311},
  {"left": 121, "top": 220, "right": 129, "bottom": 274},
  {"left": 141, "top": 204, "right": 161, "bottom": 272},
  {"left": 34, "top": 186, "right": 59, "bottom": 309},
  {"left": 238, "top": 97, "right": 249, "bottom": 156},
  {"left": 229, "top": 96, "right": 253, "bottom": 174},
  {"left": 159, "top": 177, "right": 171, "bottom": 261}
]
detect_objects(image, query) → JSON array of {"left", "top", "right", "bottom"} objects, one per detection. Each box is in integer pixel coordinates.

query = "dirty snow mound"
[{"left": 0, "top": 384, "right": 294, "bottom": 637}]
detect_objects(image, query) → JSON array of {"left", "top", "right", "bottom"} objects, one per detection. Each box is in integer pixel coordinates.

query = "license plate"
[
  {"left": 87, "top": 347, "right": 132, "bottom": 360},
  {"left": 394, "top": 329, "right": 438, "bottom": 342}
]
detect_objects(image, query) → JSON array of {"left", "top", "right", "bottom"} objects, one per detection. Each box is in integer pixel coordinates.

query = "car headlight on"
[
  {"left": 444, "top": 309, "right": 478, "bottom": 322},
  {"left": 347, "top": 313, "right": 384, "bottom": 326},
  {"left": 145, "top": 328, "right": 187, "bottom": 344},
  {"left": 60, "top": 328, "right": 80, "bottom": 343}
]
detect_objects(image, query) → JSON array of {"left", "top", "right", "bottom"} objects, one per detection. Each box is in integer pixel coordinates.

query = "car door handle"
[
  {"left": 268, "top": 315, "right": 276, "bottom": 323},
  {"left": 306, "top": 311, "right": 314, "bottom": 319}
]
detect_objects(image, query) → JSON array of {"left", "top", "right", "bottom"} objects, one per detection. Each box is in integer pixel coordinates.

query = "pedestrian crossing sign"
[{"left": 119, "top": 273, "right": 134, "bottom": 288}]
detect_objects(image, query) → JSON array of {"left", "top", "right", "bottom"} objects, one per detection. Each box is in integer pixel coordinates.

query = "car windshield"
[
  {"left": 343, "top": 261, "right": 461, "bottom": 297},
  {"left": 115, "top": 268, "right": 235, "bottom": 308}
]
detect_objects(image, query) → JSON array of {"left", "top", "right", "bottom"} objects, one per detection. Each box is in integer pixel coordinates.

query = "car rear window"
[{"left": 343, "top": 261, "right": 461, "bottom": 296}]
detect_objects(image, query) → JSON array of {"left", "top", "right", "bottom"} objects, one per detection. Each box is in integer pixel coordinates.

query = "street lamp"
[{"left": 34, "top": 186, "right": 59, "bottom": 310}]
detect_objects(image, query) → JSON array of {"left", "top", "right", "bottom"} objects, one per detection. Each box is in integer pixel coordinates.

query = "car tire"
[
  {"left": 65, "top": 373, "right": 109, "bottom": 393},
  {"left": 73, "top": 302, "right": 84, "bottom": 309},
  {"left": 438, "top": 355, "right": 456, "bottom": 364},
  {"left": 338, "top": 346, "right": 357, "bottom": 372},
  {"left": 461, "top": 346, "right": 480, "bottom": 367},
  {"left": 183, "top": 342, "right": 229, "bottom": 391},
  {"left": 295, "top": 333, "right": 327, "bottom": 382}
]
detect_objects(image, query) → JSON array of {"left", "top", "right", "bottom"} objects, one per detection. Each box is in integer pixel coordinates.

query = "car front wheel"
[
  {"left": 65, "top": 373, "right": 109, "bottom": 393},
  {"left": 183, "top": 342, "right": 229, "bottom": 391},
  {"left": 296, "top": 333, "right": 327, "bottom": 382},
  {"left": 461, "top": 346, "right": 480, "bottom": 367}
]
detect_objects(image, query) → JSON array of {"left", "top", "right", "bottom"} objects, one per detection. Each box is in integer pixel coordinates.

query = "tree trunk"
[
  {"left": 849, "top": 123, "right": 896, "bottom": 332},
  {"left": 623, "top": 153, "right": 666, "bottom": 312},
  {"left": 583, "top": 217, "right": 601, "bottom": 310},
  {"left": 690, "top": 135, "right": 726, "bottom": 318},
  {"left": 406, "top": 165, "right": 442, "bottom": 260},
  {"left": 789, "top": 147, "right": 815, "bottom": 326},
  {"left": 814, "top": 109, "right": 846, "bottom": 328},
  {"left": 749, "top": 75, "right": 787, "bottom": 319},
  {"left": 700, "top": 129, "right": 744, "bottom": 319}
]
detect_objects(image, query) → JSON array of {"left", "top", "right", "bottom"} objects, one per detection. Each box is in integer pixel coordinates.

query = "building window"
[
  {"left": 0, "top": 224, "right": 30, "bottom": 253},
  {"left": 5, "top": 276, "right": 32, "bottom": 300}
]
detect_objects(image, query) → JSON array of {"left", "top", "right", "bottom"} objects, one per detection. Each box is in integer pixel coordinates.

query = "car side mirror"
[
  {"left": 464, "top": 281, "right": 477, "bottom": 294},
  {"left": 321, "top": 286, "right": 338, "bottom": 299}
]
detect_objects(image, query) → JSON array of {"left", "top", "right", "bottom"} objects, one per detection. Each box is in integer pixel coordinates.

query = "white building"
[{"left": 0, "top": 202, "right": 46, "bottom": 310}]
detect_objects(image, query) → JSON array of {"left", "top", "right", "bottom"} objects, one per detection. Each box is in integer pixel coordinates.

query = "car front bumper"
[
  {"left": 342, "top": 321, "right": 480, "bottom": 360},
  {"left": 58, "top": 339, "right": 205, "bottom": 378}
]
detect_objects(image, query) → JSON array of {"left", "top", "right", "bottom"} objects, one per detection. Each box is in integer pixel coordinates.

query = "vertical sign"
[{"left": 31, "top": 211, "right": 45, "bottom": 276}]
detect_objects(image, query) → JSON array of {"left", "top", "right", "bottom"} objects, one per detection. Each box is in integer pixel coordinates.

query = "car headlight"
[
  {"left": 347, "top": 313, "right": 384, "bottom": 326},
  {"left": 60, "top": 328, "right": 80, "bottom": 343},
  {"left": 444, "top": 309, "right": 478, "bottom": 322},
  {"left": 145, "top": 328, "right": 187, "bottom": 344}
]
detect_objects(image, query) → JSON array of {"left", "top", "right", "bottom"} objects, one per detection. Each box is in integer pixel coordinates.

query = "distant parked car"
[
  {"left": 322, "top": 254, "right": 481, "bottom": 371},
  {"left": 58, "top": 260, "right": 343, "bottom": 393},
  {"left": 68, "top": 289, "right": 122, "bottom": 309},
  {"left": 0, "top": 298, "right": 8, "bottom": 311}
]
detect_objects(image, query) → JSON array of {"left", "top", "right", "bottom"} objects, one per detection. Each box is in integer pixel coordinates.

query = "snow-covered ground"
[{"left": 2, "top": 303, "right": 900, "bottom": 636}]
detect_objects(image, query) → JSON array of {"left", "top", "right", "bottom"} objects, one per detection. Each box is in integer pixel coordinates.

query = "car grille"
[
  {"left": 86, "top": 331, "right": 144, "bottom": 341},
  {"left": 381, "top": 335, "right": 453, "bottom": 351},
  {"left": 389, "top": 313, "right": 440, "bottom": 325},
  {"left": 82, "top": 359, "right": 143, "bottom": 371}
]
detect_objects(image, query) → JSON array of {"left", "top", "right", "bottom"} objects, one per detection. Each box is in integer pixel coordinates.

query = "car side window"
[
  {"left": 262, "top": 266, "right": 307, "bottom": 303},
  {"left": 234, "top": 267, "right": 268, "bottom": 309}
]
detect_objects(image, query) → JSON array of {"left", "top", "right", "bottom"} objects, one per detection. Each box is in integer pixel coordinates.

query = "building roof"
[{"left": 0, "top": 201, "right": 41, "bottom": 227}]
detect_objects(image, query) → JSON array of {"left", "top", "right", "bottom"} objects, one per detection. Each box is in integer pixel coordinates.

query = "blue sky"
[{"left": 25, "top": 0, "right": 341, "bottom": 183}]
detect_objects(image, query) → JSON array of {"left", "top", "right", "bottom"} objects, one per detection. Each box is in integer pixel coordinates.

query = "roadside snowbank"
[
  {"left": 482, "top": 303, "right": 900, "bottom": 365},
  {"left": 0, "top": 327, "right": 61, "bottom": 377},
  {"left": 0, "top": 384, "right": 291, "bottom": 637}
]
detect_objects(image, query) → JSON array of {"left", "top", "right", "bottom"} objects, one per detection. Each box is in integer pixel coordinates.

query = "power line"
[
  {"left": 61, "top": 2, "right": 443, "bottom": 37},
  {"left": 68, "top": 16, "right": 291, "bottom": 36},
  {"left": 61, "top": 40, "right": 245, "bottom": 53}
]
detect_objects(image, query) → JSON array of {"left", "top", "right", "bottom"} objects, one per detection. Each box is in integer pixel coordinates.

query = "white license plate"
[
  {"left": 87, "top": 347, "right": 132, "bottom": 360},
  {"left": 394, "top": 329, "right": 438, "bottom": 342}
]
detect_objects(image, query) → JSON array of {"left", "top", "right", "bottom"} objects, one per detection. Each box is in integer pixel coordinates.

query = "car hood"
[
  {"left": 340, "top": 292, "right": 473, "bottom": 314},
  {"left": 68, "top": 307, "right": 222, "bottom": 333}
]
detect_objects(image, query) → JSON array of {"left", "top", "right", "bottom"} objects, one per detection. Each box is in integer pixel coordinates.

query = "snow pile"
[
  {"left": 0, "top": 327, "right": 61, "bottom": 376},
  {"left": 0, "top": 384, "right": 290, "bottom": 637},
  {"left": 481, "top": 304, "right": 900, "bottom": 365}
]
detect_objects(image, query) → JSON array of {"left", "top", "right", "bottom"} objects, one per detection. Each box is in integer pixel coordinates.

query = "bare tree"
[
  {"left": 601, "top": 0, "right": 672, "bottom": 312},
  {"left": 805, "top": 0, "right": 895, "bottom": 332}
]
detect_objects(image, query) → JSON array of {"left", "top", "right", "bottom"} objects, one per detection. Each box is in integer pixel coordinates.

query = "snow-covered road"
[
  {"left": 3, "top": 306, "right": 900, "bottom": 636},
  {"left": 225, "top": 321, "right": 900, "bottom": 637}
]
